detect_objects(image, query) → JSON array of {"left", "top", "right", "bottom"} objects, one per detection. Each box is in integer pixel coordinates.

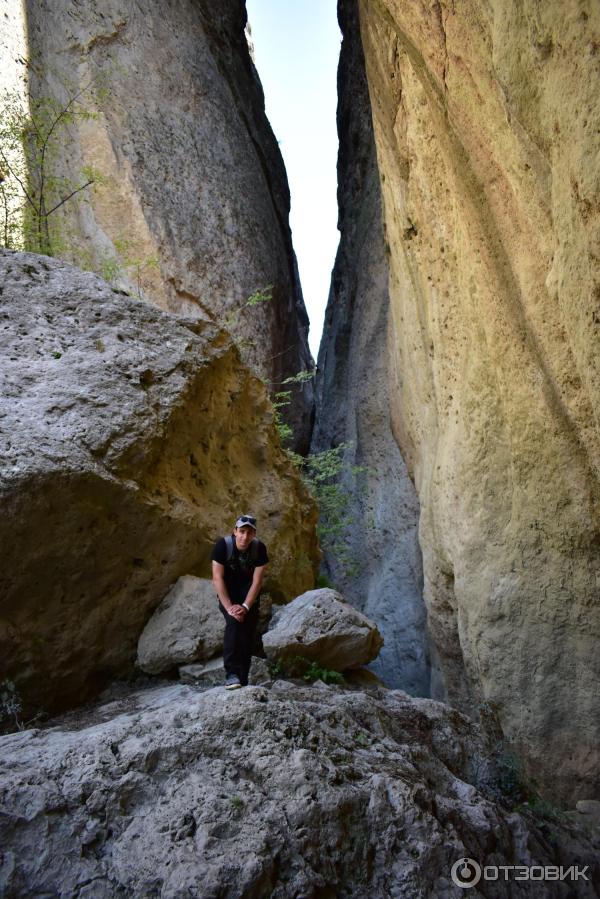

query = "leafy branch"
[
  {"left": 0, "top": 69, "right": 104, "bottom": 255},
  {"left": 225, "top": 284, "right": 273, "bottom": 331}
]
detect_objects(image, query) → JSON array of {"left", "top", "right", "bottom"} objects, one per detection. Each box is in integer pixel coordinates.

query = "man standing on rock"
[{"left": 211, "top": 515, "right": 268, "bottom": 689}]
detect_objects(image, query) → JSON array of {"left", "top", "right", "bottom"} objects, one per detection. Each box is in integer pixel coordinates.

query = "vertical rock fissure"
[{"left": 312, "top": 0, "right": 431, "bottom": 697}]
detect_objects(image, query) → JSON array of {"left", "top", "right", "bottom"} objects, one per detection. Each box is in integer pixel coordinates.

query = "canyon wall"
[
  {"left": 356, "top": 0, "right": 600, "bottom": 800},
  {"left": 21, "top": 0, "right": 313, "bottom": 449},
  {"left": 312, "top": 0, "right": 429, "bottom": 696}
]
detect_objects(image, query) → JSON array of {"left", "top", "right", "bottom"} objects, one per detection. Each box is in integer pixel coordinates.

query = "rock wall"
[
  {"left": 21, "top": 0, "right": 314, "bottom": 450},
  {"left": 358, "top": 0, "right": 600, "bottom": 800},
  {"left": 312, "top": 0, "right": 429, "bottom": 696},
  {"left": 0, "top": 251, "right": 318, "bottom": 714}
]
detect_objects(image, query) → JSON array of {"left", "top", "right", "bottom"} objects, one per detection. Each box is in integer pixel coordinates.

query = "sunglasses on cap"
[{"left": 235, "top": 515, "right": 257, "bottom": 528}]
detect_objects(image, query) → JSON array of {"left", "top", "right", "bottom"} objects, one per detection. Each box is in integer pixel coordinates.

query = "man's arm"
[
  {"left": 241, "top": 564, "right": 266, "bottom": 612},
  {"left": 212, "top": 561, "right": 244, "bottom": 620}
]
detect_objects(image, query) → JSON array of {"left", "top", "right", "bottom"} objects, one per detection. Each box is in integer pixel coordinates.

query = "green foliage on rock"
[
  {"left": 227, "top": 293, "right": 365, "bottom": 576},
  {"left": 0, "top": 67, "right": 103, "bottom": 256},
  {"left": 0, "top": 679, "right": 23, "bottom": 732},
  {"left": 267, "top": 655, "right": 345, "bottom": 685},
  {"left": 291, "top": 443, "right": 368, "bottom": 576}
]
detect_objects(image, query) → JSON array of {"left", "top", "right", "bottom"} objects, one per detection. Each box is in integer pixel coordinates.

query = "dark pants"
[{"left": 219, "top": 601, "right": 259, "bottom": 685}]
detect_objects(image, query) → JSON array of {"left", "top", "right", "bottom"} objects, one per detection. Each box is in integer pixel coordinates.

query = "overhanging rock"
[{"left": 0, "top": 251, "right": 318, "bottom": 714}]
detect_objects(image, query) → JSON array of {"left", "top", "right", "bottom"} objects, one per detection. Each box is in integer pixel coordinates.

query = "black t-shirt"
[{"left": 211, "top": 536, "right": 268, "bottom": 603}]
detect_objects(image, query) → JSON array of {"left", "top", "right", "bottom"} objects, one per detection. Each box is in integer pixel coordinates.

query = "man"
[{"left": 211, "top": 514, "right": 268, "bottom": 689}]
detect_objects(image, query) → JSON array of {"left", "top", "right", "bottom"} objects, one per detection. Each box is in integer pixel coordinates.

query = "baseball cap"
[{"left": 235, "top": 514, "right": 257, "bottom": 529}]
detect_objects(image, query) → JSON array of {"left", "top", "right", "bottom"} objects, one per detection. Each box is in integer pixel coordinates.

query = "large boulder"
[
  {"left": 0, "top": 251, "right": 318, "bottom": 714},
  {"left": 262, "top": 589, "right": 383, "bottom": 671},
  {"left": 0, "top": 682, "right": 597, "bottom": 897},
  {"left": 136, "top": 577, "right": 223, "bottom": 674}
]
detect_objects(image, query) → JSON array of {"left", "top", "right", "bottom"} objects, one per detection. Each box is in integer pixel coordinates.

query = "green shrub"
[
  {"left": 0, "top": 64, "right": 105, "bottom": 255},
  {"left": 315, "top": 574, "right": 335, "bottom": 589},
  {"left": 0, "top": 679, "right": 23, "bottom": 731},
  {"left": 268, "top": 655, "right": 344, "bottom": 685},
  {"left": 296, "top": 443, "right": 368, "bottom": 576}
]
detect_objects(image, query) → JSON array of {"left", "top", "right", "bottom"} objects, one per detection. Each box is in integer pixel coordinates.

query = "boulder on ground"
[
  {"left": 262, "top": 588, "right": 383, "bottom": 671},
  {"left": 137, "top": 577, "right": 222, "bottom": 674}
]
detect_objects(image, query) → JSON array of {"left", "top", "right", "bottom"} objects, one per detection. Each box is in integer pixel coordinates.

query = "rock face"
[
  {"left": 0, "top": 251, "right": 318, "bottom": 714},
  {"left": 357, "top": 0, "right": 600, "bottom": 799},
  {"left": 263, "top": 588, "right": 383, "bottom": 671},
  {"left": 136, "top": 577, "right": 223, "bottom": 675},
  {"left": 312, "top": 0, "right": 430, "bottom": 696},
  {"left": 1, "top": 681, "right": 598, "bottom": 898},
  {"left": 21, "top": 0, "right": 314, "bottom": 450}
]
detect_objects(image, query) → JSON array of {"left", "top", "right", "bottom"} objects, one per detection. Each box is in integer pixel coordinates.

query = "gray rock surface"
[
  {"left": 22, "top": 0, "right": 314, "bottom": 450},
  {"left": 0, "top": 682, "right": 597, "bottom": 898},
  {"left": 263, "top": 589, "right": 383, "bottom": 671},
  {"left": 179, "top": 656, "right": 271, "bottom": 687},
  {"left": 137, "top": 576, "right": 223, "bottom": 674},
  {"left": 179, "top": 657, "right": 226, "bottom": 688},
  {"left": 312, "top": 0, "right": 430, "bottom": 695},
  {"left": 0, "top": 251, "right": 318, "bottom": 714}
]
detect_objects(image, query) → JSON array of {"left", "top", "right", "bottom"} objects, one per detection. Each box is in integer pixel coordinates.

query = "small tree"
[{"left": 0, "top": 74, "right": 101, "bottom": 255}]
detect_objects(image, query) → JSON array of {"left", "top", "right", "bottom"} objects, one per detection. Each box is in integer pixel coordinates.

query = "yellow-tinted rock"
[{"left": 359, "top": 0, "right": 600, "bottom": 799}]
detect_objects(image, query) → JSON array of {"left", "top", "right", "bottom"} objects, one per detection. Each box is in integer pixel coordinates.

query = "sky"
[{"left": 245, "top": 0, "right": 342, "bottom": 359}]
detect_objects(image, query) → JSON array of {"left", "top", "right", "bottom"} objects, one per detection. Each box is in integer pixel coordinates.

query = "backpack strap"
[{"left": 225, "top": 535, "right": 259, "bottom": 563}]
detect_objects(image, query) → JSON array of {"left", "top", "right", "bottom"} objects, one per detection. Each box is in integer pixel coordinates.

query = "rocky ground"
[{"left": 1, "top": 678, "right": 598, "bottom": 898}]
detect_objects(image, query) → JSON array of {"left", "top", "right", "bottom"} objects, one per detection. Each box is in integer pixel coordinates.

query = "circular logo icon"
[{"left": 451, "top": 858, "right": 482, "bottom": 889}]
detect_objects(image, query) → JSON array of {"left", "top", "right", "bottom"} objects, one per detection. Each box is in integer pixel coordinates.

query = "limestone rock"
[
  {"left": 179, "top": 657, "right": 225, "bottom": 688},
  {"left": 0, "top": 251, "right": 318, "bottom": 714},
  {"left": 577, "top": 801, "right": 600, "bottom": 828},
  {"left": 263, "top": 588, "right": 383, "bottom": 670},
  {"left": 358, "top": 0, "right": 600, "bottom": 799},
  {"left": 0, "top": 682, "right": 597, "bottom": 897},
  {"left": 137, "top": 576, "right": 223, "bottom": 674},
  {"left": 179, "top": 656, "right": 271, "bottom": 687},
  {"left": 22, "top": 0, "right": 313, "bottom": 450},
  {"left": 312, "top": 0, "right": 429, "bottom": 695}
]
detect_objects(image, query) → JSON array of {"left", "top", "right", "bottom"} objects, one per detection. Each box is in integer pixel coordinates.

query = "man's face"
[{"left": 234, "top": 525, "right": 256, "bottom": 550}]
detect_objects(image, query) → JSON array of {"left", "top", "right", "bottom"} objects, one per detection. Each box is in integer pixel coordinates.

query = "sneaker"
[{"left": 225, "top": 675, "right": 241, "bottom": 690}]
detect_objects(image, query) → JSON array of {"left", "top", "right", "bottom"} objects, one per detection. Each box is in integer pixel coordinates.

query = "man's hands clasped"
[{"left": 227, "top": 603, "right": 248, "bottom": 622}]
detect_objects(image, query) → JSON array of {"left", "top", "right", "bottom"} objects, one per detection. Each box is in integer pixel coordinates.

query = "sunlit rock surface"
[
  {"left": 0, "top": 251, "right": 318, "bottom": 714},
  {"left": 22, "top": 0, "right": 314, "bottom": 449},
  {"left": 1, "top": 681, "right": 597, "bottom": 898},
  {"left": 358, "top": 0, "right": 600, "bottom": 799},
  {"left": 312, "top": 0, "right": 429, "bottom": 696}
]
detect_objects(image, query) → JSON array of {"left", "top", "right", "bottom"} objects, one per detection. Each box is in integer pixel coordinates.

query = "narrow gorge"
[{"left": 0, "top": 0, "right": 599, "bottom": 896}]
